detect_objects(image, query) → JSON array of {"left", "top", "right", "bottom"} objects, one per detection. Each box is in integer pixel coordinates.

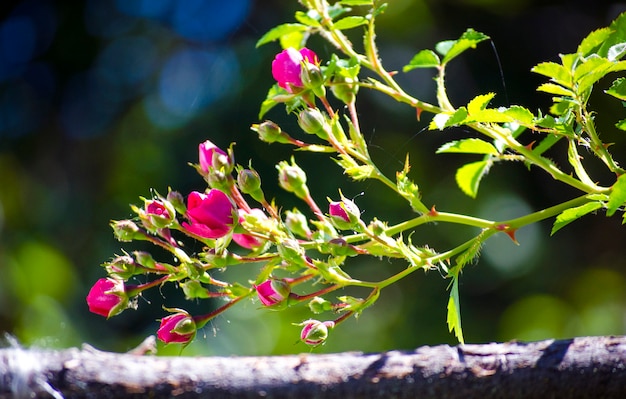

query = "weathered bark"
[{"left": 1, "top": 335, "right": 625, "bottom": 398}]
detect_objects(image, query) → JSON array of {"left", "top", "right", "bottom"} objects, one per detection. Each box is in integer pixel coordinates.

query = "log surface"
[{"left": 1, "top": 336, "right": 625, "bottom": 398}]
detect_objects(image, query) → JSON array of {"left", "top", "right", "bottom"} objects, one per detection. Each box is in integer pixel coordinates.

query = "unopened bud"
[
  {"left": 111, "top": 220, "right": 143, "bottom": 242},
  {"left": 252, "top": 121, "right": 292, "bottom": 144},
  {"left": 298, "top": 108, "right": 328, "bottom": 139},
  {"left": 308, "top": 297, "right": 333, "bottom": 314},
  {"left": 299, "top": 319, "right": 335, "bottom": 346},
  {"left": 277, "top": 158, "right": 309, "bottom": 200},
  {"left": 284, "top": 209, "right": 312, "bottom": 238}
]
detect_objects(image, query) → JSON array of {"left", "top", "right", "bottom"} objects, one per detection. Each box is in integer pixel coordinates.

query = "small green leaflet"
[
  {"left": 403, "top": 49, "right": 440, "bottom": 71},
  {"left": 436, "top": 28, "right": 489, "bottom": 65},
  {"left": 447, "top": 274, "right": 464, "bottom": 344},
  {"left": 256, "top": 23, "right": 308, "bottom": 47},
  {"left": 606, "top": 77, "right": 626, "bottom": 101},
  {"left": 551, "top": 201, "right": 603, "bottom": 235},
  {"left": 456, "top": 160, "right": 490, "bottom": 198},
  {"left": 578, "top": 27, "right": 612, "bottom": 56},
  {"left": 531, "top": 62, "right": 571, "bottom": 88},
  {"left": 333, "top": 16, "right": 368, "bottom": 30},
  {"left": 537, "top": 83, "right": 575, "bottom": 97},
  {"left": 607, "top": 174, "right": 626, "bottom": 216},
  {"left": 437, "top": 138, "right": 499, "bottom": 155}
]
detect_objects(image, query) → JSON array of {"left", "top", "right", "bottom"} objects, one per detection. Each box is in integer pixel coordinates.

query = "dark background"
[{"left": 1, "top": 0, "right": 626, "bottom": 356}]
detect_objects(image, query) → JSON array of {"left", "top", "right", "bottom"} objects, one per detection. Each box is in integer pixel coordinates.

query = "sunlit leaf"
[
  {"left": 333, "top": 16, "right": 368, "bottom": 30},
  {"left": 532, "top": 134, "right": 562, "bottom": 157},
  {"left": 607, "top": 174, "right": 626, "bottom": 216},
  {"left": 468, "top": 109, "right": 513, "bottom": 123},
  {"left": 256, "top": 23, "right": 309, "bottom": 47},
  {"left": 502, "top": 106, "right": 535, "bottom": 125},
  {"left": 437, "top": 138, "right": 499, "bottom": 155},
  {"left": 532, "top": 62, "right": 571, "bottom": 87},
  {"left": 608, "top": 42, "right": 626, "bottom": 61},
  {"left": 447, "top": 275, "right": 464, "bottom": 344},
  {"left": 295, "top": 11, "right": 321, "bottom": 27},
  {"left": 578, "top": 27, "right": 612, "bottom": 56},
  {"left": 455, "top": 160, "right": 490, "bottom": 198},
  {"left": 439, "top": 29, "right": 489, "bottom": 64},
  {"left": 551, "top": 202, "right": 603, "bottom": 235},
  {"left": 616, "top": 119, "right": 626, "bottom": 131},
  {"left": 605, "top": 77, "right": 626, "bottom": 101},
  {"left": 537, "top": 83, "right": 575, "bottom": 97},
  {"left": 445, "top": 107, "right": 469, "bottom": 127},
  {"left": 467, "top": 93, "right": 495, "bottom": 115},
  {"left": 403, "top": 49, "right": 440, "bottom": 71}
]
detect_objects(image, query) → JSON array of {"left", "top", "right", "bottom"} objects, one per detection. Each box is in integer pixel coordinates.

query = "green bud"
[
  {"left": 301, "top": 63, "right": 326, "bottom": 98},
  {"left": 251, "top": 121, "right": 291, "bottom": 144},
  {"left": 308, "top": 297, "right": 333, "bottom": 314},
  {"left": 167, "top": 189, "right": 186, "bottom": 215},
  {"left": 331, "top": 75, "right": 358, "bottom": 105},
  {"left": 277, "top": 158, "right": 310, "bottom": 200},
  {"left": 237, "top": 168, "right": 265, "bottom": 203},
  {"left": 284, "top": 209, "right": 312, "bottom": 238},
  {"left": 111, "top": 220, "right": 144, "bottom": 242},
  {"left": 298, "top": 108, "right": 328, "bottom": 139},
  {"left": 104, "top": 255, "right": 136, "bottom": 279}
]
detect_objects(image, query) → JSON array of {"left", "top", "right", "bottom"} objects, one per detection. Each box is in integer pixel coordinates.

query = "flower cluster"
[{"left": 88, "top": 0, "right": 626, "bottom": 350}]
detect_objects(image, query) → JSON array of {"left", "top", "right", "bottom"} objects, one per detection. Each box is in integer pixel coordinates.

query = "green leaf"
[
  {"left": 551, "top": 202, "right": 603, "bottom": 235},
  {"left": 608, "top": 42, "right": 626, "bottom": 62},
  {"left": 333, "top": 16, "right": 368, "bottom": 30},
  {"left": 537, "top": 83, "right": 576, "bottom": 97},
  {"left": 616, "top": 119, "right": 626, "bottom": 131},
  {"left": 578, "top": 27, "right": 612, "bottom": 56},
  {"left": 607, "top": 174, "right": 626, "bottom": 216},
  {"left": 295, "top": 11, "right": 321, "bottom": 27},
  {"left": 256, "top": 23, "right": 308, "bottom": 48},
  {"left": 403, "top": 49, "right": 440, "bottom": 71},
  {"left": 181, "top": 280, "right": 212, "bottom": 300},
  {"left": 467, "top": 92, "right": 496, "bottom": 115},
  {"left": 455, "top": 160, "right": 490, "bottom": 198},
  {"left": 532, "top": 134, "right": 562, "bottom": 157},
  {"left": 447, "top": 274, "right": 464, "bottom": 344},
  {"left": 259, "top": 86, "right": 280, "bottom": 119},
  {"left": 438, "top": 29, "right": 489, "bottom": 64},
  {"left": 437, "top": 138, "right": 499, "bottom": 155},
  {"left": 502, "top": 106, "right": 535, "bottom": 125},
  {"left": 532, "top": 62, "right": 571, "bottom": 87},
  {"left": 606, "top": 77, "right": 626, "bottom": 101},
  {"left": 469, "top": 109, "right": 513, "bottom": 123}
]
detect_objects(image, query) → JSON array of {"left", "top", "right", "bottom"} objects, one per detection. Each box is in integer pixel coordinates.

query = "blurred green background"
[{"left": 1, "top": 0, "right": 626, "bottom": 356}]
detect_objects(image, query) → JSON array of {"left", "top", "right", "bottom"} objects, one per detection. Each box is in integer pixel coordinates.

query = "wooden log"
[{"left": 1, "top": 335, "right": 625, "bottom": 398}]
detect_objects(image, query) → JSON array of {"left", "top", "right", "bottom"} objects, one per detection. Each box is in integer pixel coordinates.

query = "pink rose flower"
[
  {"left": 183, "top": 190, "right": 235, "bottom": 239},
  {"left": 233, "top": 208, "right": 267, "bottom": 249},
  {"left": 300, "top": 319, "right": 335, "bottom": 346},
  {"left": 271, "top": 47, "right": 319, "bottom": 93},
  {"left": 157, "top": 313, "right": 196, "bottom": 344},
  {"left": 198, "top": 140, "right": 228, "bottom": 174},
  {"left": 255, "top": 279, "right": 291, "bottom": 307},
  {"left": 86, "top": 278, "right": 126, "bottom": 318}
]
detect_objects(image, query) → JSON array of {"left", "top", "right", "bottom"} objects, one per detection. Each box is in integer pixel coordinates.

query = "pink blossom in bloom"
[
  {"left": 255, "top": 279, "right": 291, "bottom": 307},
  {"left": 86, "top": 278, "right": 125, "bottom": 317},
  {"left": 198, "top": 140, "right": 228, "bottom": 174},
  {"left": 233, "top": 208, "right": 267, "bottom": 249},
  {"left": 183, "top": 190, "right": 235, "bottom": 239},
  {"left": 157, "top": 313, "right": 196, "bottom": 344},
  {"left": 271, "top": 47, "right": 319, "bottom": 93}
]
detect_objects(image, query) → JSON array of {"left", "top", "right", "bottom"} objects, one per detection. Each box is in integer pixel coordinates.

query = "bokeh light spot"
[
  {"left": 171, "top": 0, "right": 251, "bottom": 42},
  {"left": 0, "top": 16, "right": 36, "bottom": 80},
  {"left": 157, "top": 47, "right": 239, "bottom": 118}
]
